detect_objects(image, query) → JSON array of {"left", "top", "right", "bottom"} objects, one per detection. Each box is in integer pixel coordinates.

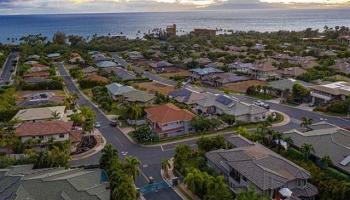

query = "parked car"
[
  {"left": 254, "top": 100, "right": 270, "bottom": 109},
  {"left": 110, "top": 120, "right": 117, "bottom": 127},
  {"left": 94, "top": 122, "right": 101, "bottom": 128}
]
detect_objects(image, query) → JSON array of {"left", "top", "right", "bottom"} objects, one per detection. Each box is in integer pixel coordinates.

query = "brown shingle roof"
[
  {"left": 15, "top": 121, "right": 73, "bottom": 137},
  {"left": 145, "top": 103, "right": 195, "bottom": 124}
]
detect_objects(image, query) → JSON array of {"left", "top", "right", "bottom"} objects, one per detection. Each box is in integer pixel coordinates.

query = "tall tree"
[
  {"left": 123, "top": 156, "right": 141, "bottom": 181},
  {"left": 99, "top": 144, "right": 119, "bottom": 173},
  {"left": 52, "top": 31, "right": 66, "bottom": 45},
  {"left": 300, "top": 143, "right": 315, "bottom": 160}
]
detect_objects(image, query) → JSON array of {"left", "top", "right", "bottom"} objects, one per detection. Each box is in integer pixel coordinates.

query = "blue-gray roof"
[
  {"left": 106, "top": 83, "right": 136, "bottom": 96},
  {"left": 96, "top": 61, "right": 118, "bottom": 68},
  {"left": 190, "top": 67, "right": 223, "bottom": 75}
]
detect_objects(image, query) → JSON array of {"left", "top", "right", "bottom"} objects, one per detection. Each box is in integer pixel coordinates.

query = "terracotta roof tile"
[
  {"left": 15, "top": 121, "right": 73, "bottom": 137},
  {"left": 145, "top": 103, "right": 195, "bottom": 124}
]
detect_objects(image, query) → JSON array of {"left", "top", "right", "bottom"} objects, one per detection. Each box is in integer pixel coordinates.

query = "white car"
[{"left": 94, "top": 122, "right": 101, "bottom": 128}]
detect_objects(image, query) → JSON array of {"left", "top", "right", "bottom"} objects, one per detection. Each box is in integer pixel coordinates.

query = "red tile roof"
[
  {"left": 15, "top": 121, "right": 73, "bottom": 137},
  {"left": 23, "top": 71, "right": 50, "bottom": 78},
  {"left": 69, "top": 130, "right": 82, "bottom": 143},
  {"left": 145, "top": 103, "right": 195, "bottom": 124},
  {"left": 31, "top": 63, "right": 49, "bottom": 68}
]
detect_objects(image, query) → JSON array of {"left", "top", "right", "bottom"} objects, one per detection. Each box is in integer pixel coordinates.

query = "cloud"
[{"left": 0, "top": 0, "right": 349, "bottom": 14}]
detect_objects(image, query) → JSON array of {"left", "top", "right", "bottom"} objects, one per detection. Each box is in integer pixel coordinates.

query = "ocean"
[{"left": 1, "top": 9, "right": 350, "bottom": 43}]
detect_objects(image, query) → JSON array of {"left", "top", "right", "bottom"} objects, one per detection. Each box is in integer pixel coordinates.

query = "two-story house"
[
  {"left": 206, "top": 135, "right": 319, "bottom": 200},
  {"left": 145, "top": 103, "right": 195, "bottom": 138},
  {"left": 309, "top": 81, "right": 350, "bottom": 105}
]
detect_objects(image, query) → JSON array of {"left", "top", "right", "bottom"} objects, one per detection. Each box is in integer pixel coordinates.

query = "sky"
[{"left": 0, "top": 0, "right": 349, "bottom": 15}]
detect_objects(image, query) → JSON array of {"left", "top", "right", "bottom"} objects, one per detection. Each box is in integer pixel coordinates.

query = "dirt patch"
[
  {"left": 222, "top": 80, "right": 267, "bottom": 93},
  {"left": 160, "top": 69, "right": 191, "bottom": 79},
  {"left": 133, "top": 81, "right": 175, "bottom": 95}
]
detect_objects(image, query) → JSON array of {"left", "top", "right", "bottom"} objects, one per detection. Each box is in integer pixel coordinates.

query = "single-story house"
[
  {"left": 169, "top": 88, "right": 207, "bottom": 106},
  {"left": 206, "top": 135, "right": 318, "bottom": 199},
  {"left": 284, "top": 122, "right": 350, "bottom": 174},
  {"left": 82, "top": 66, "right": 98, "bottom": 76},
  {"left": 149, "top": 61, "right": 174, "bottom": 73},
  {"left": 202, "top": 72, "right": 250, "bottom": 87},
  {"left": 122, "top": 90, "right": 155, "bottom": 104},
  {"left": 104, "top": 67, "right": 137, "bottom": 81},
  {"left": 96, "top": 61, "right": 118, "bottom": 68},
  {"left": 190, "top": 67, "right": 223, "bottom": 81},
  {"left": 194, "top": 94, "right": 268, "bottom": 123},
  {"left": 15, "top": 121, "right": 79, "bottom": 144},
  {"left": 106, "top": 83, "right": 136, "bottom": 100},
  {"left": 16, "top": 91, "right": 65, "bottom": 107},
  {"left": 27, "top": 54, "right": 40, "bottom": 60},
  {"left": 13, "top": 106, "right": 66, "bottom": 122},
  {"left": 268, "top": 78, "right": 313, "bottom": 95},
  {"left": 23, "top": 71, "right": 50, "bottom": 79},
  {"left": 145, "top": 103, "right": 195, "bottom": 138},
  {"left": 111, "top": 53, "right": 128, "bottom": 68}
]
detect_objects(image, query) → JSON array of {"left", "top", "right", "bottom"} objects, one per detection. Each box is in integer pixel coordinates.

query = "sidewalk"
[{"left": 71, "top": 129, "right": 106, "bottom": 161}]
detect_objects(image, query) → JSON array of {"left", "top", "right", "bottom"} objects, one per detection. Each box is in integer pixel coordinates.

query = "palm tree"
[
  {"left": 126, "top": 104, "right": 143, "bottom": 120},
  {"left": 51, "top": 111, "right": 61, "bottom": 120},
  {"left": 99, "top": 144, "right": 119, "bottom": 173},
  {"left": 111, "top": 174, "right": 137, "bottom": 200},
  {"left": 123, "top": 156, "right": 141, "bottom": 181},
  {"left": 206, "top": 176, "right": 232, "bottom": 200},
  {"left": 300, "top": 117, "right": 313, "bottom": 130},
  {"left": 300, "top": 143, "right": 315, "bottom": 160},
  {"left": 161, "top": 159, "right": 171, "bottom": 178},
  {"left": 237, "top": 186, "right": 269, "bottom": 200},
  {"left": 184, "top": 169, "right": 198, "bottom": 193}
]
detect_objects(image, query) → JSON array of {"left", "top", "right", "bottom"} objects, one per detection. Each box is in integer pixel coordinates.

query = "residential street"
[
  {"left": 57, "top": 62, "right": 182, "bottom": 200},
  {"left": 0, "top": 52, "right": 19, "bottom": 86},
  {"left": 58, "top": 62, "right": 350, "bottom": 199}
]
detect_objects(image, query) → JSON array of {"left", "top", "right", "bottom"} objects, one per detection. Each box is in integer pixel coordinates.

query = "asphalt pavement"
[
  {"left": 57, "top": 62, "right": 182, "bottom": 200},
  {"left": 59, "top": 62, "right": 350, "bottom": 199},
  {"left": 0, "top": 52, "right": 19, "bottom": 86}
]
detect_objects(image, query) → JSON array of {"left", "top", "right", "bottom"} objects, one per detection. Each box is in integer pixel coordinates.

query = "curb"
[{"left": 71, "top": 131, "right": 107, "bottom": 161}]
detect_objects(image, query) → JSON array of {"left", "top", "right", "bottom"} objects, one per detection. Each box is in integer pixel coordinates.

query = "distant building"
[
  {"left": 0, "top": 165, "right": 109, "bottom": 200},
  {"left": 145, "top": 103, "right": 195, "bottom": 138},
  {"left": 338, "top": 35, "right": 350, "bottom": 45},
  {"left": 206, "top": 135, "right": 318, "bottom": 200},
  {"left": 192, "top": 28, "right": 216, "bottom": 37},
  {"left": 166, "top": 24, "right": 177, "bottom": 36}
]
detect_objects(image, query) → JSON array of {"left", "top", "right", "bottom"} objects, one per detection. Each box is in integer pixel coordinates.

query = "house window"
[
  {"left": 59, "top": 134, "right": 65, "bottom": 138},
  {"left": 297, "top": 179, "right": 307, "bottom": 187},
  {"left": 39, "top": 136, "right": 44, "bottom": 139},
  {"left": 242, "top": 176, "right": 247, "bottom": 182}
]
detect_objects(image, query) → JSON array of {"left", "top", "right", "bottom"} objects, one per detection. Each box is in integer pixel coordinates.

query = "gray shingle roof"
[
  {"left": 0, "top": 165, "right": 109, "bottom": 200},
  {"left": 106, "top": 83, "right": 136, "bottom": 96},
  {"left": 284, "top": 122, "right": 350, "bottom": 174},
  {"left": 195, "top": 93, "right": 267, "bottom": 117},
  {"left": 206, "top": 135, "right": 312, "bottom": 192}
]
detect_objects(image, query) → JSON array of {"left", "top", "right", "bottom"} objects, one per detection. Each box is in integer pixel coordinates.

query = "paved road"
[
  {"left": 57, "top": 63, "right": 182, "bottom": 200},
  {"left": 59, "top": 62, "right": 350, "bottom": 199},
  {"left": 141, "top": 69, "right": 350, "bottom": 131},
  {"left": 0, "top": 52, "right": 19, "bottom": 86}
]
